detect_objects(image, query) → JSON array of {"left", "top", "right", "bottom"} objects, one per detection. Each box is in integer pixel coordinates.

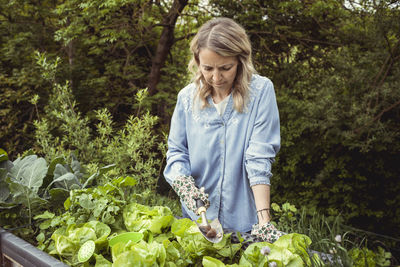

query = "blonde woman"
[{"left": 164, "top": 17, "right": 284, "bottom": 242}]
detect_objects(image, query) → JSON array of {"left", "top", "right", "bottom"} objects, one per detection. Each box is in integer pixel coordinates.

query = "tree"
[
  {"left": 147, "top": 0, "right": 189, "bottom": 96},
  {"left": 0, "top": 0, "right": 59, "bottom": 156},
  {"left": 0, "top": 0, "right": 205, "bottom": 155}
]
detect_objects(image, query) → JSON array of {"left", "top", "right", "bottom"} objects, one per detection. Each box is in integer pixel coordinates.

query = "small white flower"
[
  {"left": 260, "top": 246, "right": 271, "bottom": 256},
  {"left": 335, "top": 235, "right": 342, "bottom": 243},
  {"left": 329, "top": 247, "right": 337, "bottom": 254},
  {"left": 268, "top": 262, "right": 277, "bottom": 267}
]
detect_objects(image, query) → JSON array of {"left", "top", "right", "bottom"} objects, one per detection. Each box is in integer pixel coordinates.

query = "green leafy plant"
[
  {"left": 45, "top": 195, "right": 242, "bottom": 266},
  {"left": 270, "top": 202, "right": 396, "bottom": 266},
  {"left": 0, "top": 149, "right": 113, "bottom": 238},
  {"left": 271, "top": 202, "right": 298, "bottom": 232},
  {"left": 34, "top": 175, "right": 136, "bottom": 253},
  {"left": 33, "top": 52, "right": 165, "bottom": 194},
  {"left": 0, "top": 149, "right": 16, "bottom": 210},
  {"left": 30, "top": 180, "right": 393, "bottom": 266},
  {"left": 6, "top": 154, "right": 48, "bottom": 225},
  {"left": 374, "top": 246, "right": 392, "bottom": 267},
  {"left": 49, "top": 221, "right": 111, "bottom": 266},
  {"left": 202, "top": 233, "right": 319, "bottom": 267},
  {"left": 63, "top": 176, "right": 137, "bottom": 226},
  {"left": 123, "top": 203, "right": 175, "bottom": 234},
  {"left": 349, "top": 247, "right": 377, "bottom": 267}
]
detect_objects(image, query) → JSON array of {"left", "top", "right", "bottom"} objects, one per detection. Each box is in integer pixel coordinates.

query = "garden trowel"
[{"left": 195, "top": 199, "right": 223, "bottom": 243}]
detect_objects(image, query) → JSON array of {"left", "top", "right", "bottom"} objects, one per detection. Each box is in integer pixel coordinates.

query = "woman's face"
[{"left": 198, "top": 48, "right": 238, "bottom": 94}]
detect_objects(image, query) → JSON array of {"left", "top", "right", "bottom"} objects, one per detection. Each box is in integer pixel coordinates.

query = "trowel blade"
[{"left": 195, "top": 218, "right": 224, "bottom": 243}]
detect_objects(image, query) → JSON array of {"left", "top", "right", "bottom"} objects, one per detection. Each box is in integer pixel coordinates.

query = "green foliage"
[
  {"left": 1, "top": 150, "right": 394, "bottom": 266},
  {"left": 271, "top": 202, "right": 298, "bottom": 232},
  {"left": 40, "top": 188, "right": 242, "bottom": 266},
  {"left": 1, "top": 0, "right": 194, "bottom": 157},
  {"left": 0, "top": 149, "right": 109, "bottom": 236},
  {"left": 123, "top": 203, "right": 174, "bottom": 234},
  {"left": 349, "top": 247, "right": 377, "bottom": 267},
  {"left": 270, "top": 202, "right": 396, "bottom": 266},
  {"left": 50, "top": 0, "right": 195, "bottom": 123},
  {"left": 6, "top": 155, "right": 48, "bottom": 224},
  {"left": 111, "top": 239, "right": 169, "bottom": 266},
  {"left": 34, "top": 175, "right": 137, "bottom": 253},
  {"left": 64, "top": 176, "right": 137, "bottom": 227},
  {"left": 171, "top": 218, "right": 241, "bottom": 263},
  {"left": 96, "top": 110, "right": 161, "bottom": 190},
  {"left": 374, "top": 246, "right": 392, "bottom": 267},
  {"left": 0, "top": 0, "right": 60, "bottom": 156},
  {"left": 49, "top": 221, "right": 111, "bottom": 266},
  {"left": 52, "top": 0, "right": 153, "bottom": 115},
  {"left": 33, "top": 53, "right": 164, "bottom": 192},
  {"left": 238, "top": 234, "right": 314, "bottom": 267}
]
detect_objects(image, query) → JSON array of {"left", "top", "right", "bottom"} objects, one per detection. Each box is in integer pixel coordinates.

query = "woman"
[{"left": 164, "top": 17, "right": 283, "bottom": 242}]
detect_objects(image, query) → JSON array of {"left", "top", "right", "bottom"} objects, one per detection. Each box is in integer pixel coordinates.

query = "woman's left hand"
[{"left": 251, "top": 222, "right": 285, "bottom": 243}]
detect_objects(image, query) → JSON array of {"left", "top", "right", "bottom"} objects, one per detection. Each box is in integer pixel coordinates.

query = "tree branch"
[
  {"left": 173, "top": 32, "right": 196, "bottom": 42},
  {"left": 248, "top": 30, "right": 342, "bottom": 46},
  {"left": 354, "top": 99, "right": 400, "bottom": 135},
  {"left": 147, "top": 0, "right": 188, "bottom": 95}
]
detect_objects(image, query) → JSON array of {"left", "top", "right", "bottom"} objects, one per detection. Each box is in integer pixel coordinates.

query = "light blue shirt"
[{"left": 164, "top": 74, "right": 280, "bottom": 232}]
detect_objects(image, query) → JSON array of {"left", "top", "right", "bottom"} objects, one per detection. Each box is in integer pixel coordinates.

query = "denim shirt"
[{"left": 164, "top": 74, "right": 280, "bottom": 232}]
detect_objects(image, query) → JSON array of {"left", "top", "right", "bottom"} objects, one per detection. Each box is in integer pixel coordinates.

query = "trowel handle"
[
  {"left": 196, "top": 199, "right": 206, "bottom": 208},
  {"left": 195, "top": 199, "right": 207, "bottom": 215}
]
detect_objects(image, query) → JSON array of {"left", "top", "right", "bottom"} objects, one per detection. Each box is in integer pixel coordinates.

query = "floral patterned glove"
[
  {"left": 172, "top": 175, "right": 210, "bottom": 214},
  {"left": 251, "top": 222, "right": 285, "bottom": 243}
]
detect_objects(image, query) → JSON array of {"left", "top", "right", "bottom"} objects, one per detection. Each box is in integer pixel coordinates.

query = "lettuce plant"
[
  {"left": 123, "top": 203, "right": 174, "bottom": 234},
  {"left": 49, "top": 221, "right": 111, "bottom": 266}
]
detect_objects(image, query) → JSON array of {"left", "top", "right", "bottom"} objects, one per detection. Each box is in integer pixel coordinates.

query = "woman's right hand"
[{"left": 172, "top": 175, "right": 210, "bottom": 214}]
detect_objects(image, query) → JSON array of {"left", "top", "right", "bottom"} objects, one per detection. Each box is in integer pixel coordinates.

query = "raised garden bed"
[{"left": 0, "top": 228, "right": 68, "bottom": 267}]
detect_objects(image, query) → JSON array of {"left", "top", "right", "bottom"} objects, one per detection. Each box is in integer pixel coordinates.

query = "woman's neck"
[{"left": 212, "top": 88, "right": 231, "bottom": 104}]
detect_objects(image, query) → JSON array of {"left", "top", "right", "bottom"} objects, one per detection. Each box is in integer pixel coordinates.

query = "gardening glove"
[
  {"left": 171, "top": 175, "right": 210, "bottom": 214},
  {"left": 251, "top": 222, "right": 285, "bottom": 243}
]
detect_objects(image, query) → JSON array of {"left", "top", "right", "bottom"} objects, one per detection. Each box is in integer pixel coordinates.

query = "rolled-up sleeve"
[
  {"left": 163, "top": 92, "right": 192, "bottom": 185},
  {"left": 245, "top": 79, "right": 280, "bottom": 186}
]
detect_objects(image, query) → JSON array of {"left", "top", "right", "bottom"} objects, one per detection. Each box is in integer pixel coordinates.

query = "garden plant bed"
[
  {"left": 0, "top": 150, "right": 394, "bottom": 266},
  {"left": 0, "top": 225, "right": 338, "bottom": 267}
]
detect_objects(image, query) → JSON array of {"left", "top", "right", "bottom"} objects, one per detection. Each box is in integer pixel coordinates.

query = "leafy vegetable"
[
  {"left": 111, "top": 240, "right": 167, "bottom": 266},
  {"left": 6, "top": 155, "right": 48, "bottom": 224},
  {"left": 108, "top": 232, "right": 143, "bottom": 247},
  {"left": 64, "top": 176, "right": 136, "bottom": 226},
  {"left": 78, "top": 240, "right": 95, "bottom": 263},
  {"left": 94, "top": 253, "right": 112, "bottom": 267},
  {"left": 273, "top": 233, "right": 312, "bottom": 264},
  {"left": 50, "top": 221, "right": 111, "bottom": 266},
  {"left": 202, "top": 256, "right": 241, "bottom": 267},
  {"left": 349, "top": 247, "right": 377, "bottom": 267},
  {"left": 123, "top": 203, "right": 174, "bottom": 234},
  {"left": 0, "top": 152, "right": 107, "bottom": 229},
  {"left": 239, "top": 233, "right": 313, "bottom": 267},
  {"left": 0, "top": 151, "right": 14, "bottom": 209},
  {"left": 0, "top": 148, "right": 8, "bottom": 162},
  {"left": 171, "top": 218, "right": 241, "bottom": 262}
]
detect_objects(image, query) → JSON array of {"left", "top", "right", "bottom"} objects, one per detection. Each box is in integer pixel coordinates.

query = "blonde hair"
[{"left": 188, "top": 17, "right": 256, "bottom": 113}]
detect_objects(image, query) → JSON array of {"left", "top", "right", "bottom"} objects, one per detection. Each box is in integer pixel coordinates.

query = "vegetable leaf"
[
  {"left": 8, "top": 155, "right": 47, "bottom": 191},
  {"left": 123, "top": 203, "right": 174, "bottom": 234}
]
